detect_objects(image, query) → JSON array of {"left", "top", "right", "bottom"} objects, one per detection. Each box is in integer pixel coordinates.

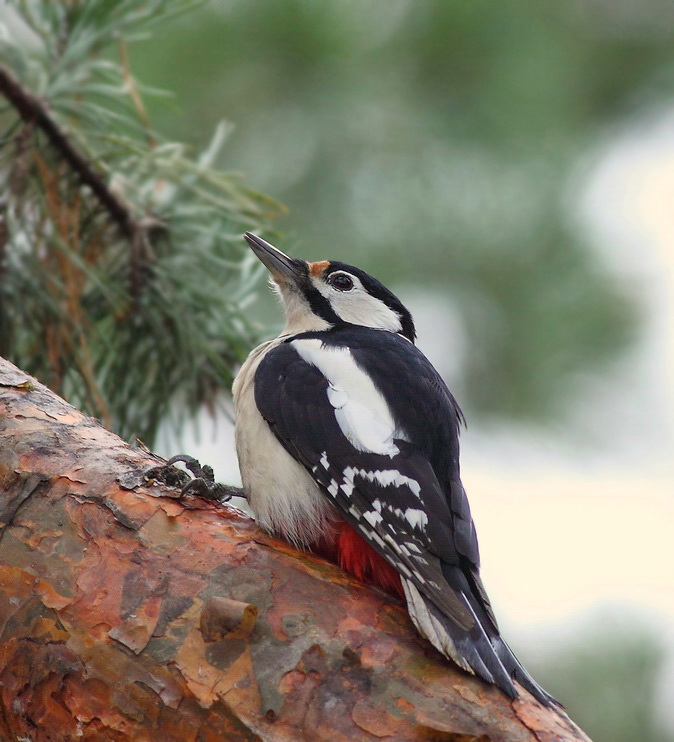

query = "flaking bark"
[{"left": 0, "top": 356, "right": 591, "bottom": 742}]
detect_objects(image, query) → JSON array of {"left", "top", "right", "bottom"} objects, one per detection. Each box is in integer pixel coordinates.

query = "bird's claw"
[
  {"left": 146, "top": 454, "right": 245, "bottom": 503},
  {"left": 166, "top": 454, "right": 212, "bottom": 482}
]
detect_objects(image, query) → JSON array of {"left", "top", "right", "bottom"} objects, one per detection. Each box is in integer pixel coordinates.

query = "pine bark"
[{"left": 0, "top": 356, "right": 591, "bottom": 742}]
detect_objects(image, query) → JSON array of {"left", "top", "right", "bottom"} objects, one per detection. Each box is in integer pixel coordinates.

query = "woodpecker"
[{"left": 234, "top": 232, "right": 557, "bottom": 706}]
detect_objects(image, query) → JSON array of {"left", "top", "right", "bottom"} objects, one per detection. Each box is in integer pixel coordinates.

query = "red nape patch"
[
  {"left": 308, "top": 260, "right": 329, "bottom": 277},
  {"left": 315, "top": 520, "right": 404, "bottom": 600}
]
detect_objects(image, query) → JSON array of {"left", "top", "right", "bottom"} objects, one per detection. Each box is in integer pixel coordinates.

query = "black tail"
[
  {"left": 494, "top": 635, "right": 559, "bottom": 707},
  {"left": 402, "top": 569, "right": 559, "bottom": 708}
]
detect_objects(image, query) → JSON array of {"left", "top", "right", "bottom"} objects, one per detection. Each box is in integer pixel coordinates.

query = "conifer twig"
[
  {"left": 0, "top": 63, "right": 146, "bottom": 244},
  {"left": 0, "top": 2, "right": 277, "bottom": 444}
]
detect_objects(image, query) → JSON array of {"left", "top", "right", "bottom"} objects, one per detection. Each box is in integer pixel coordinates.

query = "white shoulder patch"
[{"left": 292, "top": 338, "right": 405, "bottom": 456}]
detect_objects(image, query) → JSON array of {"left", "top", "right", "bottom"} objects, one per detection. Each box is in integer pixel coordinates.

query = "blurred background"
[
  {"left": 138, "top": 3, "right": 674, "bottom": 739},
  {"left": 5, "top": 1, "right": 674, "bottom": 738}
]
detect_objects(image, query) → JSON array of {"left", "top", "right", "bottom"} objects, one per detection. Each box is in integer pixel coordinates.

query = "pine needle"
[{"left": 0, "top": 0, "right": 282, "bottom": 443}]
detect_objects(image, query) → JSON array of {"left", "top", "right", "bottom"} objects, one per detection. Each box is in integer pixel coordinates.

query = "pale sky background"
[{"left": 158, "top": 107, "right": 674, "bottom": 727}]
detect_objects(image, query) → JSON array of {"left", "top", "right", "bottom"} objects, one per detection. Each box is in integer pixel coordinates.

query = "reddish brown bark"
[{"left": 0, "top": 356, "right": 591, "bottom": 741}]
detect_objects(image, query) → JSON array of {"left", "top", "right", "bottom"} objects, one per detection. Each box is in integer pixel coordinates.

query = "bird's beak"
[{"left": 244, "top": 233, "right": 306, "bottom": 284}]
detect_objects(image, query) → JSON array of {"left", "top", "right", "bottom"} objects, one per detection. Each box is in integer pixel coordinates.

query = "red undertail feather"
[{"left": 315, "top": 519, "right": 404, "bottom": 599}]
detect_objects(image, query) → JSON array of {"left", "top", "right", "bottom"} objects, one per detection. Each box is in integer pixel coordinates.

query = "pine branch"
[
  {"left": 0, "top": 1, "right": 282, "bottom": 444},
  {"left": 0, "top": 62, "right": 160, "bottom": 306},
  {"left": 0, "top": 63, "right": 143, "bottom": 243}
]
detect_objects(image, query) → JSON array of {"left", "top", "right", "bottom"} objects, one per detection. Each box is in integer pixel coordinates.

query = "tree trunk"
[{"left": 0, "top": 356, "right": 591, "bottom": 742}]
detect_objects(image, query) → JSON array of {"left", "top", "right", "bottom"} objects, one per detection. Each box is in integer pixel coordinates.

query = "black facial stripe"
[
  {"left": 303, "top": 281, "right": 342, "bottom": 324},
  {"left": 281, "top": 261, "right": 341, "bottom": 325}
]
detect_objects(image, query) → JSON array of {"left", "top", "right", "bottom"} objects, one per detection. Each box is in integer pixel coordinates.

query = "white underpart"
[
  {"left": 292, "top": 339, "right": 406, "bottom": 456},
  {"left": 233, "top": 338, "right": 335, "bottom": 547},
  {"left": 313, "top": 274, "right": 403, "bottom": 333},
  {"left": 401, "top": 579, "right": 473, "bottom": 673}
]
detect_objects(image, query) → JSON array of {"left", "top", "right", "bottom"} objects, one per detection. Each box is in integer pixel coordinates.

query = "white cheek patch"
[
  {"left": 313, "top": 276, "right": 402, "bottom": 333},
  {"left": 292, "top": 339, "right": 405, "bottom": 456}
]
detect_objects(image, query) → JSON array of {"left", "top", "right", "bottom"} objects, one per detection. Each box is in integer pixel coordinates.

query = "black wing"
[{"left": 254, "top": 326, "right": 556, "bottom": 705}]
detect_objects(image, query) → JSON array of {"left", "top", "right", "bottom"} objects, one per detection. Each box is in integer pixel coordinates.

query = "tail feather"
[
  {"left": 402, "top": 578, "right": 517, "bottom": 698},
  {"left": 402, "top": 576, "right": 558, "bottom": 707},
  {"left": 494, "top": 638, "right": 560, "bottom": 707}
]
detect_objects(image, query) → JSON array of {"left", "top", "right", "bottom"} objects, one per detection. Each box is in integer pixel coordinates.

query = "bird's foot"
[{"left": 145, "top": 454, "right": 245, "bottom": 503}]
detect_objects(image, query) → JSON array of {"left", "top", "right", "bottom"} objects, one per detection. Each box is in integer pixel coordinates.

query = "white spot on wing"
[
  {"left": 340, "top": 481, "right": 354, "bottom": 497},
  {"left": 404, "top": 508, "right": 428, "bottom": 530},
  {"left": 368, "top": 469, "right": 421, "bottom": 498},
  {"left": 340, "top": 468, "right": 356, "bottom": 497},
  {"left": 320, "top": 451, "right": 329, "bottom": 470},
  {"left": 339, "top": 466, "right": 421, "bottom": 500},
  {"left": 363, "top": 510, "right": 383, "bottom": 527}
]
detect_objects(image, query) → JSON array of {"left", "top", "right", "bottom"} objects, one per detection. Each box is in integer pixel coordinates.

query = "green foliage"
[
  {"left": 0, "top": 0, "right": 281, "bottom": 443},
  {"left": 128, "top": 0, "right": 674, "bottom": 421},
  {"left": 533, "top": 615, "right": 674, "bottom": 742}
]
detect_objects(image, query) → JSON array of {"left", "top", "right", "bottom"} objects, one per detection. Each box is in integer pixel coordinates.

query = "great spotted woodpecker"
[{"left": 233, "top": 232, "right": 557, "bottom": 706}]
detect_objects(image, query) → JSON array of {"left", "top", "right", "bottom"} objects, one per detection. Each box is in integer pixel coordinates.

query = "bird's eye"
[{"left": 329, "top": 273, "right": 354, "bottom": 291}]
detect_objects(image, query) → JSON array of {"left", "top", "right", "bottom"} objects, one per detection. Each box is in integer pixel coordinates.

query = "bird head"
[{"left": 244, "top": 232, "right": 416, "bottom": 341}]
